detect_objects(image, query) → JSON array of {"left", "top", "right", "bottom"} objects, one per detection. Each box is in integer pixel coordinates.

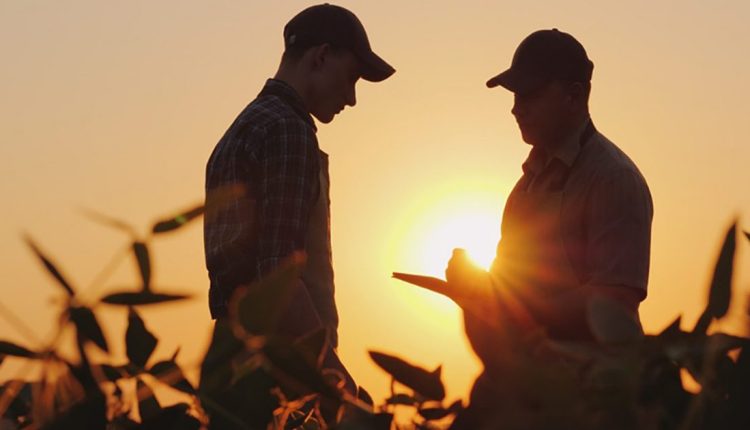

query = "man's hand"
[{"left": 444, "top": 248, "right": 493, "bottom": 304}]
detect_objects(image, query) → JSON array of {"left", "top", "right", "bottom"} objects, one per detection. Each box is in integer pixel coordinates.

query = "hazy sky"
[{"left": 2, "top": 0, "right": 750, "bottom": 405}]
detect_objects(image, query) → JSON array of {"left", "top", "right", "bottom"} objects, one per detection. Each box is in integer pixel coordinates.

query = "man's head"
[
  {"left": 276, "top": 4, "right": 395, "bottom": 124},
  {"left": 487, "top": 29, "right": 593, "bottom": 147}
]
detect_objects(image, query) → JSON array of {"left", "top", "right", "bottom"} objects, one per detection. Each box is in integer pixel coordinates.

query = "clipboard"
[{"left": 392, "top": 272, "right": 454, "bottom": 300}]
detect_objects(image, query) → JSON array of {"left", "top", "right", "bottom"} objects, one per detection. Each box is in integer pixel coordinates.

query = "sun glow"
[{"left": 390, "top": 187, "right": 505, "bottom": 313}]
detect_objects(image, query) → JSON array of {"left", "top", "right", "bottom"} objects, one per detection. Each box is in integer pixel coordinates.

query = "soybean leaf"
[
  {"left": 294, "top": 327, "right": 328, "bottom": 369},
  {"left": 418, "top": 406, "right": 452, "bottom": 421},
  {"left": 126, "top": 308, "right": 158, "bottom": 368},
  {"left": 357, "top": 385, "right": 374, "bottom": 407},
  {"left": 137, "top": 378, "right": 162, "bottom": 422},
  {"left": 338, "top": 412, "right": 393, "bottom": 430},
  {"left": 69, "top": 306, "right": 108, "bottom": 353},
  {"left": 24, "top": 235, "right": 75, "bottom": 296},
  {"left": 198, "top": 320, "right": 244, "bottom": 396},
  {"left": 132, "top": 242, "right": 151, "bottom": 291},
  {"left": 693, "top": 223, "right": 736, "bottom": 334},
  {"left": 263, "top": 337, "right": 340, "bottom": 401},
  {"left": 368, "top": 351, "right": 445, "bottom": 401},
  {"left": 142, "top": 403, "right": 201, "bottom": 430},
  {"left": 587, "top": 295, "right": 643, "bottom": 345},
  {"left": 385, "top": 393, "right": 417, "bottom": 406},
  {"left": 101, "top": 291, "right": 190, "bottom": 306},
  {"left": 285, "top": 397, "right": 316, "bottom": 428},
  {"left": 149, "top": 360, "right": 195, "bottom": 395},
  {"left": 152, "top": 204, "right": 204, "bottom": 234},
  {"left": 448, "top": 399, "right": 463, "bottom": 414},
  {"left": 232, "top": 252, "right": 306, "bottom": 336},
  {"left": 79, "top": 207, "right": 135, "bottom": 236},
  {"left": 0, "top": 340, "right": 38, "bottom": 359},
  {"left": 658, "top": 315, "right": 683, "bottom": 339},
  {"left": 203, "top": 183, "right": 247, "bottom": 224},
  {"left": 97, "top": 364, "right": 124, "bottom": 383}
]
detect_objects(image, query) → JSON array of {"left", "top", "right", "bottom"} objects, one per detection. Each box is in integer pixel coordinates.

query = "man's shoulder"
[
  {"left": 583, "top": 131, "right": 648, "bottom": 185},
  {"left": 240, "top": 95, "right": 316, "bottom": 137}
]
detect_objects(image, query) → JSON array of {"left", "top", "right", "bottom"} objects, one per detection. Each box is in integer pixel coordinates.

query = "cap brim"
[
  {"left": 357, "top": 50, "right": 395, "bottom": 82},
  {"left": 486, "top": 68, "right": 547, "bottom": 94}
]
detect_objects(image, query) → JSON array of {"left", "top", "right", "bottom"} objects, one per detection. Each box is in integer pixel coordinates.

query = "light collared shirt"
[{"left": 498, "top": 118, "right": 653, "bottom": 299}]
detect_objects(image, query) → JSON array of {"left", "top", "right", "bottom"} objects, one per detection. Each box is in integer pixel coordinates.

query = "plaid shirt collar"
[
  {"left": 522, "top": 117, "right": 593, "bottom": 176},
  {"left": 258, "top": 79, "right": 317, "bottom": 132}
]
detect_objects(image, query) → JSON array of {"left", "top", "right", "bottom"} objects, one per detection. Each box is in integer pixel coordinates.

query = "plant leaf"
[
  {"left": 101, "top": 291, "right": 191, "bottom": 306},
  {"left": 152, "top": 204, "right": 204, "bottom": 234},
  {"left": 385, "top": 393, "right": 417, "bottom": 406},
  {"left": 137, "top": 378, "right": 161, "bottom": 422},
  {"left": 368, "top": 351, "right": 445, "bottom": 401},
  {"left": 693, "top": 222, "right": 736, "bottom": 333},
  {"left": 658, "top": 315, "right": 683, "bottom": 339},
  {"left": 79, "top": 207, "right": 135, "bottom": 236},
  {"left": 294, "top": 327, "right": 328, "bottom": 369},
  {"left": 132, "top": 242, "right": 151, "bottom": 291},
  {"left": 0, "top": 341, "right": 38, "bottom": 359},
  {"left": 262, "top": 337, "right": 340, "bottom": 401},
  {"left": 149, "top": 360, "right": 195, "bottom": 395},
  {"left": 23, "top": 235, "right": 76, "bottom": 296},
  {"left": 357, "top": 385, "right": 374, "bottom": 407},
  {"left": 418, "top": 406, "right": 452, "bottom": 421},
  {"left": 69, "top": 306, "right": 108, "bottom": 352},
  {"left": 126, "top": 308, "right": 158, "bottom": 368},
  {"left": 231, "top": 252, "right": 307, "bottom": 336},
  {"left": 587, "top": 295, "right": 644, "bottom": 344},
  {"left": 285, "top": 397, "right": 316, "bottom": 428}
]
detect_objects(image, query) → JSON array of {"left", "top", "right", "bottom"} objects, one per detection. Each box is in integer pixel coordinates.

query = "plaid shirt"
[{"left": 204, "top": 79, "right": 320, "bottom": 318}]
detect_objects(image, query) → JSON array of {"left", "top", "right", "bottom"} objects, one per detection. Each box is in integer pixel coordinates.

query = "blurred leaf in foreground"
[
  {"left": 101, "top": 291, "right": 190, "bottom": 306},
  {"left": 132, "top": 242, "right": 151, "bottom": 291},
  {"left": 230, "top": 251, "right": 306, "bottom": 336},
  {"left": 693, "top": 222, "right": 736, "bottom": 334},
  {"left": 126, "top": 308, "right": 157, "bottom": 368},
  {"left": 69, "top": 306, "right": 108, "bottom": 353},
  {"left": 368, "top": 351, "right": 445, "bottom": 401},
  {"left": 149, "top": 360, "right": 195, "bottom": 395},
  {"left": 78, "top": 207, "right": 136, "bottom": 236},
  {"left": 23, "top": 235, "right": 76, "bottom": 297},
  {"left": 152, "top": 204, "right": 204, "bottom": 234},
  {"left": 0, "top": 341, "right": 39, "bottom": 359}
]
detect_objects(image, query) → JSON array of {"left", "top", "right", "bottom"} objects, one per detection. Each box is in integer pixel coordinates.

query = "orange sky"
[{"left": 2, "top": 0, "right": 750, "bottom": 407}]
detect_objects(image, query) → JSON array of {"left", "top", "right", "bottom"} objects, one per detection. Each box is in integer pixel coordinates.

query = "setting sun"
[{"left": 388, "top": 185, "right": 506, "bottom": 313}]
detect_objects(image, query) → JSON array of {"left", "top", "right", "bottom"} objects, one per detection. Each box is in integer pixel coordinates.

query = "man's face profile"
[
  {"left": 307, "top": 46, "right": 361, "bottom": 124},
  {"left": 511, "top": 81, "right": 574, "bottom": 147}
]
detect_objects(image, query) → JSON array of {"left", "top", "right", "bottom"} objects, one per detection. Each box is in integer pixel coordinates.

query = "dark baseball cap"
[
  {"left": 283, "top": 3, "right": 395, "bottom": 82},
  {"left": 486, "top": 29, "right": 593, "bottom": 94}
]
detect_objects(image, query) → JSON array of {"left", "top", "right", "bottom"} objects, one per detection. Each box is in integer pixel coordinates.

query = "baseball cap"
[
  {"left": 283, "top": 3, "right": 395, "bottom": 82},
  {"left": 486, "top": 29, "right": 593, "bottom": 93}
]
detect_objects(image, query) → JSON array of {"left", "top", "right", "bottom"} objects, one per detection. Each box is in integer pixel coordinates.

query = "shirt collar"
[
  {"left": 522, "top": 117, "right": 592, "bottom": 176},
  {"left": 258, "top": 78, "right": 317, "bottom": 131}
]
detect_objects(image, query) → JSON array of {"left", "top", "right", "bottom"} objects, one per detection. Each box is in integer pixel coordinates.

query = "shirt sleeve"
[
  {"left": 256, "top": 118, "right": 318, "bottom": 277},
  {"left": 585, "top": 168, "right": 653, "bottom": 297}
]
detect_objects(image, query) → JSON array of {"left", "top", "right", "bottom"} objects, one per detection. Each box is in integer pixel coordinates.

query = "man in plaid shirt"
[{"left": 204, "top": 4, "right": 394, "bottom": 394}]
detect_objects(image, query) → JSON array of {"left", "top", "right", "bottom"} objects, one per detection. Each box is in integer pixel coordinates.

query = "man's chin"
[{"left": 312, "top": 112, "right": 335, "bottom": 124}]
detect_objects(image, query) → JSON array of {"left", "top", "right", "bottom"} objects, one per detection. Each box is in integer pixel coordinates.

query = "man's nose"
[{"left": 511, "top": 97, "right": 522, "bottom": 117}]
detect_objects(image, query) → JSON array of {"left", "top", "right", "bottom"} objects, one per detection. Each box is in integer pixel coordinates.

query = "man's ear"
[
  {"left": 309, "top": 43, "right": 332, "bottom": 70},
  {"left": 567, "top": 82, "right": 586, "bottom": 105}
]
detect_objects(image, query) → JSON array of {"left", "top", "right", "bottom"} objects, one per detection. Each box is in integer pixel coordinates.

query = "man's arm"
[
  {"left": 256, "top": 118, "right": 319, "bottom": 276},
  {"left": 507, "top": 167, "right": 653, "bottom": 336},
  {"left": 254, "top": 118, "right": 323, "bottom": 339},
  {"left": 447, "top": 168, "right": 652, "bottom": 338}
]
